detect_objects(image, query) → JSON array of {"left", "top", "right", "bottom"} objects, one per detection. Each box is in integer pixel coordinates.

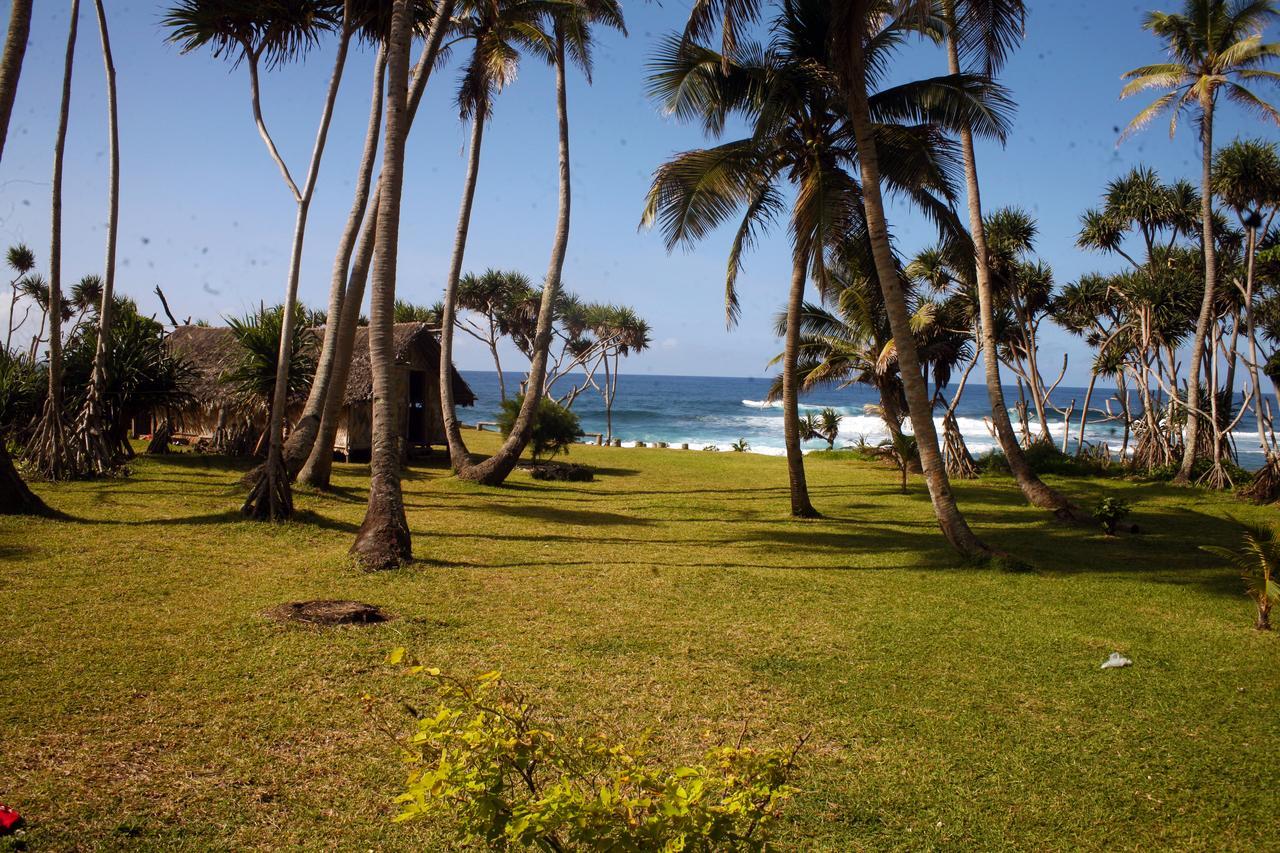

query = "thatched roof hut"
[{"left": 162, "top": 322, "right": 474, "bottom": 457}]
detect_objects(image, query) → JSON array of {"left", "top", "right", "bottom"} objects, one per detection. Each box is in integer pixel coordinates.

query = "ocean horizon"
[{"left": 458, "top": 370, "right": 1272, "bottom": 470}]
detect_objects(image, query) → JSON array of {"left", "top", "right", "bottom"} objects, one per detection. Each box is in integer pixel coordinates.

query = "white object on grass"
[{"left": 1100, "top": 652, "right": 1132, "bottom": 669}]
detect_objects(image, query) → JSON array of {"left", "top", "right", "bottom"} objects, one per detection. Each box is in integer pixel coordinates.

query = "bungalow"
[{"left": 160, "top": 322, "right": 475, "bottom": 459}]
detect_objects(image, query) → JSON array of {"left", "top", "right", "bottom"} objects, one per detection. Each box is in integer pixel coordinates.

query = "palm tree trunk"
[
  {"left": 71, "top": 0, "right": 120, "bottom": 477},
  {"left": 782, "top": 251, "right": 817, "bottom": 517},
  {"left": 1242, "top": 227, "right": 1273, "bottom": 459},
  {"left": 26, "top": 0, "right": 79, "bottom": 482},
  {"left": 841, "top": 40, "right": 990, "bottom": 558},
  {"left": 0, "top": 0, "right": 32, "bottom": 164},
  {"left": 945, "top": 29, "right": 1080, "bottom": 520},
  {"left": 297, "top": 6, "right": 455, "bottom": 489},
  {"left": 1175, "top": 94, "right": 1216, "bottom": 484},
  {"left": 285, "top": 45, "right": 385, "bottom": 478},
  {"left": 0, "top": 441, "right": 55, "bottom": 515},
  {"left": 439, "top": 113, "right": 487, "bottom": 470},
  {"left": 243, "top": 20, "right": 351, "bottom": 520},
  {"left": 455, "top": 25, "right": 572, "bottom": 486},
  {"left": 1077, "top": 370, "right": 1098, "bottom": 453},
  {"left": 352, "top": 0, "right": 413, "bottom": 571}
]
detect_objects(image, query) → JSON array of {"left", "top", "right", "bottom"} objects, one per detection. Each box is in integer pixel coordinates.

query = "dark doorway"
[{"left": 407, "top": 370, "right": 428, "bottom": 444}]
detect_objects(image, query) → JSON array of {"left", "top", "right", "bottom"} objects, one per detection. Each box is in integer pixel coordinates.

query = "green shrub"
[
  {"left": 978, "top": 440, "right": 1109, "bottom": 478},
  {"left": 497, "top": 395, "right": 584, "bottom": 460},
  {"left": 386, "top": 652, "right": 801, "bottom": 851},
  {"left": 1146, "top": 456, "right": 1250, "bottom": 485},
  {"left": 1093, "top": 497, "right": 1131, "bottom": 535}
]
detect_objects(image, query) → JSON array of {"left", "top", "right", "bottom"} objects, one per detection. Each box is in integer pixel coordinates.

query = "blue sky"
[{"left": 0, "top": 1, "right": 1276, "bottom": 385}]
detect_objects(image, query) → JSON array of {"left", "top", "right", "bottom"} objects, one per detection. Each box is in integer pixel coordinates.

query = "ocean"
[{"left": 457, "top": 370, "right": 1272, "bottom": 470}]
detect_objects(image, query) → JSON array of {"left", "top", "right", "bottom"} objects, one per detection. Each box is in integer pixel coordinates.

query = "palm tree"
[
  {"left": 647, "top": 0, "right": 999, "bottom": 518},
  {"left": 936, "top": 0, "right": 1083, "bottom": 520},
  {"left": 0, "top": 0, "right": 32, "bottom": 164},
  {"left": 454, "top": 0, "right": 625, "bottom": 486},
  {"left": 165, "top": 0, "right": 349, "bottom": 519},
  {"left": 1120, "top": 0, "right": 1280, "bottom": 484},
  {"left": 296, "top": 0, "right": 458, "bottom": 489},
  {"left": 439, "top": 0, "right": 554, "bottom": 471},
  {"left": 25, "top": 0, "right": 80, "bottom": 482},
  {"left": 453, "top": 269, "right": 535, "bottom": 401},
  {"left": 1214, "top": 139, "right": 1280, "bottom": 462},
  {"left": 351, "top": 0, "right": 414, "bottom": 571},
  {"left": 70, "top": 0, "right": 121, "bottom": 477}
]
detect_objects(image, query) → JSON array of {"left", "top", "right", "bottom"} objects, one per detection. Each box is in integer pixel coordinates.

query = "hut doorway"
[{"left": 407, "top": 370, "right": 429, "bottom": 445}]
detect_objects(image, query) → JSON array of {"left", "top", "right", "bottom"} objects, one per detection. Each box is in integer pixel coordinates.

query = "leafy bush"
[
  {"left": 731, "top": 437, "right": 750, "bottom": 452},
  {"left": 386, "top": 653, "right": 801, "bottom": 851},
  {"left": 497, "top": 395, "right": 583, "bottom": 460},
  {"left": 1092, "top": 497, "right": 1131, "bottom": 535},
  {"left": 978, "top": 440, "right": 1109, "bottom": 478},
  {"left": 1146, "top": 456, "right": 1250, "bottom": 485}
]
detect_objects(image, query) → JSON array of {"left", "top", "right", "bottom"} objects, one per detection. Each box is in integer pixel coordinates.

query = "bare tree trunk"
[
  {"left": 1175, "top": 94, "right": 1216, "bottom": 484},
  {"left": 1076, "top": 370, "right": 1098, "bottom": 453},
  {"left": 71, "top": 0, "right": 120, "bottom": 477},
  {"left": 439, "top": 113, "right": 486, "bottom": 470},
  {"left": 782, "top": 252, "right": 817, "bottom": 516},
  {"left": 243, "top": 16, "right": 351, "bottom": 520},
  {"left": 285, "top": 45, "right": 385, "bottom": 478},
  {"left": 25, "top": 0, "right": 79, "bottom": 482},
  {"left": 455, "top": 26, "right": 572, "bottom": 486},
  {"left": 352, "top": 0, "right": 412, "bottom": 571},
  {"left": 1, "top": 441, "right": 55, "bottom": 515},
  {"left": 841, "top": 39, "right": 990, "bottom": 559},
  {"left": 1242, "top": 226, "right": 1273, "bottom": 459},
  {"left": 0, "top": 0, "right": 32, "bottom": 164},
  {"left": 298, "top": 6, "right": 455, "bottom": 489}
]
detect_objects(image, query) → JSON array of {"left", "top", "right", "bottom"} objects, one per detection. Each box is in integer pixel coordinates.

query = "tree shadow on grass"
[{"left": 483, "top": 501, "right": 654, "bottom": 527}]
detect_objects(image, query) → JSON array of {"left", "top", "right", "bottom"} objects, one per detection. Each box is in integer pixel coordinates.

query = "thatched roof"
[{"left": 166, "top": 322, "right": 476, "bottom": 408}]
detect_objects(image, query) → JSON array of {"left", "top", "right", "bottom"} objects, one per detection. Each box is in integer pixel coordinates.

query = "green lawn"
[{"left": 1, "top": 434, "right": 1277, "bottom": 850}]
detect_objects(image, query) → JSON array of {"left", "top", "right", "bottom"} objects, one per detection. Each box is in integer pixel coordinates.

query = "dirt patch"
[{"left": 266, "top": 600, "right": 390, "bottom": 626}]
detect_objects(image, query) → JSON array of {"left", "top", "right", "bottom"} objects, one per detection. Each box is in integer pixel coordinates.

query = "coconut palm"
[
  {"left": 646, "top": 0, "right": 999, "bottom": 518},
  {"left": 439, "top": 0, "right": 555, "bottom": 471},
  {"left": 1201, "top": 521, "right": 1280, "bottom": 629},
  {"left": 223, "top": 305, "right": 317, "bottom": 456},
  {"left": 1214, "top": 139, "right": 1280, "bottom": 461},
  {"left": 69, "top": 0, "right": 122, "bottom": 477},
  {"left": 0, "top": 0, "right": 32, "bottom": 164},
  {"left": 351, "top": 0, "right": 415, "bottom": 571},
  {"left": 165, "top": 0, "right": 349, "bottom": 519},
  {"left": 934, "top": 0, "right": 1084, "bottom": 519},
  {"left": 24, "top": 0, "right": 80, "bottom": 482},
  {"left": 296, "top": 0, "right": 458, "bottom": 489},
  {"left": 1120, "top": 0, "right": 1280, "bottom": 484},
  {"left": 454, "top": 0, "right": 625, "bottom": 486}
]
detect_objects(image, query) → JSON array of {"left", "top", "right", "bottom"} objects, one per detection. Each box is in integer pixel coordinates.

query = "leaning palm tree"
[
  {"left": 1120, "top": 0, "right": 1280, "bottom": 485},
  {"left": 439, "top": 0, "right": 554, "bottom": 472},
  {"left": 25, "top": 0, "right": 80, "bottom": 482},
  {"left": 165, "top": 0, "right": 349, "bottom": 519},
  {"left": 936, "top": 0, "right": 1084, "bottom": 520},
  {"left": 0, "top": 0, "right": 32, "bottom": 164},
  {"left": 70, "top": 0, "right": 122, "bottom": 477},
  {"left": 295, "top": 0, "right": 458, "bottom": 489},
  {"left": 453, "top": 0, "right": 625, "bottom": 486},
  {"left": 351, "top": 0, "right": 415, "bottom": 571}
]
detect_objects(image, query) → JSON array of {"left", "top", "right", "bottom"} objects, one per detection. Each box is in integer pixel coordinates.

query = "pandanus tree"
[
  {"left": 164, "top": 0, "right": 350, "bottom": 519},
  {"left": 25, "top": 0, "right": 81, "bottom": 482},
  {"left": 294, "top": 0, "right": 458, "bottom": 489},
  {"left": 70, "top": 0, "right": 122, "bottom": 477},
  {"left": 1214, "top": 139, "right": 1280, "bottom": 465},
  {"left": 351, "top": 0, "right": 415, "bottom": 571},
  {"left": 438, "top": 0, "right": 555, "bottom": 472},
  {"left": 453, "top": 269, "right": 538, "bottom": 401},
  {"left": 1120, "top": 0, "right": 1280, "bottom": 485},
  {"left": 452, "top": 0, "right": 626, "bottom": 486}
]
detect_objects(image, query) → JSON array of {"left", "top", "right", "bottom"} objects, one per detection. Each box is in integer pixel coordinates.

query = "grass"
[{"left": 1, "top": 432, "right": 1277, "bottom": 850}]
